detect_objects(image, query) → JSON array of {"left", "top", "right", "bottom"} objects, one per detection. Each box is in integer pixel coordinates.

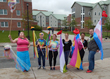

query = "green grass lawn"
[
  {"left": 0, "top": 31, "right": 48, "bottom": 43},
  {"left": 62, "top": 31, "right": 110, "bottom": 38}
]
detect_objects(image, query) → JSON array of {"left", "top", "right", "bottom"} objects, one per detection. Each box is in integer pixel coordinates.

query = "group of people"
[{"left": 8, "top": 28, "right": 99, "bottom": 73}]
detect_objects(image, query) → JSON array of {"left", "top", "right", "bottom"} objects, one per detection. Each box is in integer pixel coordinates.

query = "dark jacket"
[{"left": 88, "top": 36, "right": 99, "bottom": 52}]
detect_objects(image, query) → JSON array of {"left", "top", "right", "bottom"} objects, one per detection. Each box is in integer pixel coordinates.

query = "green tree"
[
  {"left": 62, "top": 18, "right": 68, "bottom": 28},
  {"left": 21, "top": 11, "right": 34, "bottom": 29},
  {"left": 84, "top": 19, "right": 94, "bottom": 31},
  {"left": 69, "top": 17, "right": 77, "bottom": 31},
  {"left": 104, "top": 17, "right": 110, "bottom": 37}
]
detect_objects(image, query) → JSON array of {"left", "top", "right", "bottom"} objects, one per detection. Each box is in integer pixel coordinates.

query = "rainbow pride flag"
[
  {"left": 8, "top": 0, "right": 16, "bottom": 13},
  {"left": 70, "top": 34, "right": 83, "bottom": 70}
]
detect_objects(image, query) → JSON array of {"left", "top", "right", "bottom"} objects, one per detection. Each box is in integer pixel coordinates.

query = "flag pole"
[{"left": 9, "top": 12, "right": 13, "bottom": 35}]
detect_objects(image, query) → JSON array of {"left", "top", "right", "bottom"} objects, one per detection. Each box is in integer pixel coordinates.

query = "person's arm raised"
[{"left": 8, "top": 35, "right": 18, "bottom": 43}]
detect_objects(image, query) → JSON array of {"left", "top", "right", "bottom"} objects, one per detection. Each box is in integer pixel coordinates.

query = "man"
[
  {"left": 87, "top": 29, "right": 99, "bottom": 73},
  {"left": 36, "top": 33, "right": 46, "bottom": 69}
]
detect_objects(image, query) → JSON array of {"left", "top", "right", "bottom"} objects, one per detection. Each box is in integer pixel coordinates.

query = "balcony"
[{"left": 81, "top": 13, "right": 85, "bottom": 15}]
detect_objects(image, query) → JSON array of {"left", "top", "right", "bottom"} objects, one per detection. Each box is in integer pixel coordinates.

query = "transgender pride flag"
[
  {"left": 93, "top": 17, "right": 103, "bottom": 60},
  {"left": 59, "top": 35, "right": 67, "bottom": 73}
]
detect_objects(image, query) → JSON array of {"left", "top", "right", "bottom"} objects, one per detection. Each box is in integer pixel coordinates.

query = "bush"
[
  {"left": 56, "top": 28, "right": 61, "bottom": 31},
  {"left": 32, "top": 25, "right": 42, "bottom": 31}
]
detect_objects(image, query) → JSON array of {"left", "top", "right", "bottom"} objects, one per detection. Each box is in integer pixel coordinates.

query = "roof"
[
  {"left": 32, "top": 11, "right": 53, "bottom": 16},
  {"left": 42, "top": 11, "right": 53, "bottom": 16},
  {"left": 32, "top": 11, "right": 40, "bottom": 15},
  {"left": 71, "top": 1, "right": 104, "bottom": 10},
  {"left": 99, "top": 0, "right": 110, "bottom": 5},
  {"left": 52, "top": 14, "right": 67, "bottom": 20},
  {"left": 76, "top": 1, "right": 95, "bottom": 8}
]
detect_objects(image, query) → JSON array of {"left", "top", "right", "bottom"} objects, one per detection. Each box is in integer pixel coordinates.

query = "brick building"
[{"left": 0, "top": 0, "right": 36, "bottom": 31}]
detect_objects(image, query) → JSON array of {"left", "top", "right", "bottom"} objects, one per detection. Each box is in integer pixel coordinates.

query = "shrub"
[{"left": 32, "top": 25, "right": 42, "bottom": 31}]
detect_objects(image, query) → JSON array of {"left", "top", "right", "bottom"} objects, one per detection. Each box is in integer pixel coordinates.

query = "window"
[
  {"left": 0, "top": 0, "right": 6, "bottom": 2},
  {"left": 0, "top": 9, "right": 7, "bottom": 15},
  {"left": 17, "top": 22, "right": 21, "bottom": 27},
  {"left": 95, "top": 12, "right": 96, "bottom": 15},
  {"left": 99, "top": 12, "right": 100, "bottom": 16},
  {"left": 88, "top": 12, "right": 91, "bottom": 15},
  {"left": 94, "top": 20, "right": 96, "bottom": 23},
  {"left": 1, "top": 22, "right": 8, "bottom": 27},
  {"left": 16, "top": 10, "right": 20, "bottom": 16},
  {"left": 72, "top": 8, "right": 75, "bottom": 12},
  {"left": 16, "top": 0, "right": 20, "bottom": 3}
]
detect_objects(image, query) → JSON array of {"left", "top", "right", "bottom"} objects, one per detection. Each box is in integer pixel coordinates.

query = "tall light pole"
[{"left": 27, "top": 3, "right": 30, "bottom": 40}]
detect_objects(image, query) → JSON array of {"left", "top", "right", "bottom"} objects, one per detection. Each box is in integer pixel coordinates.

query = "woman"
[
  {"left": 48, "top": 34, "right": 59, "bottom": 70},
  {"left": 8, "top": 32, "right": 31, "bottom": 72},
  {"left": 80, "top": 32, "right": 88, "bottom": 62},
  {"left": 36, "top": 33, "right": 46, "bottom": 69},
  {"left": 63, "top": 33, "right": 72, "bottom": 69}
]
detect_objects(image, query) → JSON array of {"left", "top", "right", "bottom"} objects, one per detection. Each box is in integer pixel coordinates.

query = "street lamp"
[{"left": 27, "top": 3, "right": 30, "bottom": 40}]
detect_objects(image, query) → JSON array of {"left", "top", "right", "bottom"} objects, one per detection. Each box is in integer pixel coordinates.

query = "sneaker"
[
  {"left": 53, "top": 67, "right": 55, "bottom": 70},
  {"left": 77, "top": 68, "right": 79, "bottom": 70},
  {"left": 50, "top": 67, "right": 52, "bottom": 70},
  {"left": 23, "top": 70, "right": 26, "bottom": 72},
  {"left": 66, "top": 67, "right": 68, "bottom": 70},
  {"left": 43, "top": 67, "right": 46, "bottom": 70},
  {"left": 38, "top": 66, "right": 41, "bottom": 69},
  {"left": 86, "top": 70, "right": 92, "bottom": 73},
  {"left": 87, "top": 69, "right": 89, "bottom": 71}
]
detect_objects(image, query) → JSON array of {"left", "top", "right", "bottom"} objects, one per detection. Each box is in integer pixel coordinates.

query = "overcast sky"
[{"left": 32, "top": 0, "right": 106, "bottom": 15}]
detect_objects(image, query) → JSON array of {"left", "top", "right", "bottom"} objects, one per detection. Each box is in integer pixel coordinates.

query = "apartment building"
[
  {"left": 32, "top": 9, "right": 67, "bottom": 29},
  {"left": 71, "top": 0, "right": 110, "bottom": 31}
]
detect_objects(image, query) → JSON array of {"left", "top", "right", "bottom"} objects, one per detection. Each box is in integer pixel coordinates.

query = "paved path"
[
  {"left": 0, "top": 58, "right": 110, "bottom": 79},
  {"left": 43, "top": 30, "right": 110, "bottom": 43}
]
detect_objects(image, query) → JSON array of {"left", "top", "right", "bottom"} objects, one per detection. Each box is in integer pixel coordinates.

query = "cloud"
[{"left": 32, "top": 0, "right": 105, "bottom": 15}]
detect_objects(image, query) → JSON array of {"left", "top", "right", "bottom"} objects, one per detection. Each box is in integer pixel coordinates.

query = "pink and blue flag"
[
  {"left": 93, "top": 17, "right": 103, "bottom": 60},
  {"left": 70, "top": 34, "right": 83, "bottom": 70}
]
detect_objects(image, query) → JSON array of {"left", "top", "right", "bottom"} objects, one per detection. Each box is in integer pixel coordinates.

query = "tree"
[
  {"left": 69, "top": 17, "right": 77, "bottom": 31},
  {"left": 62, "top": 18, "right": 68, "bottom": 28},
  {"left": 103, "top": 17, "right": 110, "bottom": 37},
  {"left": 21, "top": 11, "right": 34, "bottom": 30},
  {"left": 84, "top": 19, "right": 94, "bottom": 31}
]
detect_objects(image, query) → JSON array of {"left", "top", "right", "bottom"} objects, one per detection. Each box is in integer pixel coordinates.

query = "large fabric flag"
[
  {"left": 59, "top": 35, "right": 67, "bottom": 73},
  {"left": 8, "top": 0, "right": 16, "bottom": 13},
  {"left": 57, "top": 30, "right": 67, "bottom": 73},
  {"left": 31, "top": 26, "right": 39, "bottom": 58},
  {"left": 93, "top": 17, "right": 103, "bottom": 60},
  {"left": 70, "top": 34, "right": 83, "bottom": 70},
  {"left": 46, "top": 31, "right": 51, "bottom": 59}
]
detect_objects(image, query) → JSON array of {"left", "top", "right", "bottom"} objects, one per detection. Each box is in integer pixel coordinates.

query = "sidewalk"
[
  {"left": 43, "top": 30, "right": 110, "bottom": 43},
  {"left": 0, "top": 58, "right": 110, "bottom": 79}
]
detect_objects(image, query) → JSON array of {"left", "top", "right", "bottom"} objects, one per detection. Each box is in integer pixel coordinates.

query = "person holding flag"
[
  {"left": 48, "top": 34, "right": 59, "bottom": 70},
  {"left": 36, "top": 33, "right": 46, "bottom": 69},
  {"left": 87, "top": 28, "right": 100, "bottom": 73},
  {"left": 70, "top": 28, "right": 83, "bottom": 70},
  {"left": 57, "top": 30, "right": 67, "bottom": 73},
  {"left": 62, "top": 33, "right": 72, "bottom": 69},
  {"left": 87, "top": 10, "right": 106, "bottom": 73}
]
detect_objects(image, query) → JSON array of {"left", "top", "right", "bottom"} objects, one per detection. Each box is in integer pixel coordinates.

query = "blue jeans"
[
  {"left": 64, "top": 51, "right": 70, "bottom": 65},
  {"left": 38, "top": 50, "right": 45, "bottom": 67},
  {"left": 88, "top": 51, "right": 96, "bottom": 71}
]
